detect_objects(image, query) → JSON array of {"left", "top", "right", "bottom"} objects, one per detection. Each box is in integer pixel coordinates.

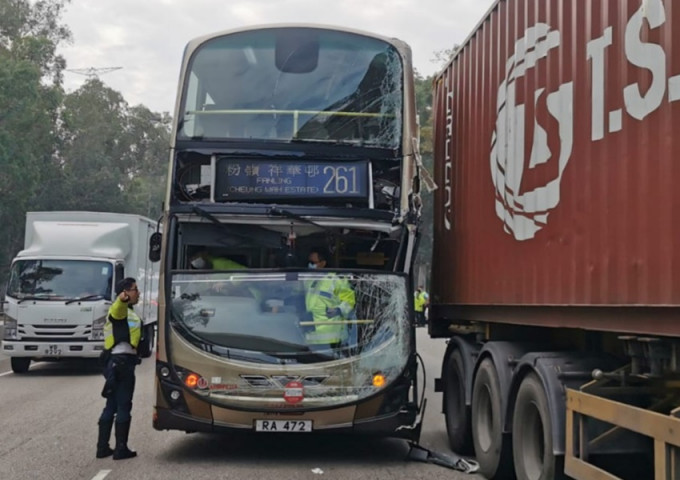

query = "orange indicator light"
[
  {"left": 372, "top": 373, "right": 386, "bottom": 388},
  {"left": 185, "top": 373, "right": 199, "bottom": 388}
]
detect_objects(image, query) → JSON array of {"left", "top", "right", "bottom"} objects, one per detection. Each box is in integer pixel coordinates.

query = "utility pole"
[{"left": 66, "top": 66, "right": 123, "bottom": 79}]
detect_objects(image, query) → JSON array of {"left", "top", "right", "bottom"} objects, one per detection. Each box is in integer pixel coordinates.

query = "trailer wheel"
[
  {"left": 472, "top": 358, "right": 514, "bottom": 479},
  {"left": 137, "top": 325, "right": 154, "bottom": 358},
  {"left": 444, "top": 349, "right": 473, "bottom": 453},
  {"left": 512, "top": 373, "right": 564, "bottom": 480},
  {"left": 11, "top": 357, "right": 31, "bottom": 374}
]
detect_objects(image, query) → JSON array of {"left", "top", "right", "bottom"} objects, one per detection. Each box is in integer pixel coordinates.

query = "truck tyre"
[
  {"left": 444, "top": 349, "right": 473, "bottom": 453},
  {"left": 137, "top": 325, "right": 154, "bottom": 358},
  {"left": 11, "top": 357, "right": 31, "bottom": 374},
  {"left": 472, "top": 358, "right": 514, "bottom": 479},
  {"left": 512, "top": 373, "right": 564, "bottom": 480}
]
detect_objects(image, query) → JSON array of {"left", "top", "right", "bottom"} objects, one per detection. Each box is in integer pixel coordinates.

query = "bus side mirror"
[{"left": 149, "top": 232, "right": 162, "bottom": 262}]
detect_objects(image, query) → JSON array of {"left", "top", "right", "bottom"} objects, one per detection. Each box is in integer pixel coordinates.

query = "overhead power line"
[{"left": 66, "top": 66, "right": 123, "bottom": 79}]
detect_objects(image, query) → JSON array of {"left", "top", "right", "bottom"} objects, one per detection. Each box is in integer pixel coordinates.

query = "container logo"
[{"left": 490, "top": 23, "right": 574, "bottom": 241}]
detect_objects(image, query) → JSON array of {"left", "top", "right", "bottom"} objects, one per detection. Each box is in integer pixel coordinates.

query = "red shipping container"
[{"left": 431, "top": 0, "right": 680, "bottom": 335}]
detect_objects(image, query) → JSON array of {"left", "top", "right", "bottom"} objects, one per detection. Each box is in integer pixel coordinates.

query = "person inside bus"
[
  {"left": 189, "top": 249, "right": 246, "bottom": 270},
  {"left": 189, "top": 249, "right": 260, "bottom": 300},
  {"left": 304, "top": 248, "right": 356, "bottom": 347}
]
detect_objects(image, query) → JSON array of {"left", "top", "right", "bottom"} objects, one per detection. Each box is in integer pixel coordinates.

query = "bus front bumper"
[{"left": 153, "top": 405, "right": 420, "bottom": 440}]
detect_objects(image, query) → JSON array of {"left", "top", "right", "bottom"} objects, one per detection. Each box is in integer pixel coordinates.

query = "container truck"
[
  {"left": 429, "top": 1, "right": 680, "bottom": 479},
  {"left": 2, "top": 212, "right": 159, "bottom": 373}
]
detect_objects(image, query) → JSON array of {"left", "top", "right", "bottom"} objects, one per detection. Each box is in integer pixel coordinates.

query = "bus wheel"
[
  {"left": 138, "top": 325, "right": 154, "bottom": 358},
  {"left": 512, "top": 373, "right": 564, "bottom": 480},
  {"left": 471, "top": 358, "right": 514, "bottom": 479},
  {"left": 444, "top": 349, "right": 473, "bottom": 453},
  {"left": 11, "top": 357, "right": 31, "bottom": 374}
]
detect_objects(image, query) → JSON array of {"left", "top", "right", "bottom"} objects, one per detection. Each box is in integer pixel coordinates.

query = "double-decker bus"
[{"left": 151, "top": 24, "right": 424, "bottom": 439}]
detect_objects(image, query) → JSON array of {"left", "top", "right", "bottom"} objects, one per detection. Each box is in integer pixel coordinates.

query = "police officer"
[
  {"left": 96, "top": 277, "right": 142, "bottom": 460},
  {"left": 305, "top": 249, "right": 356, "bottom": 345},
  {"left": 414, "top": 285, "right": 429, "bottom": 327}
]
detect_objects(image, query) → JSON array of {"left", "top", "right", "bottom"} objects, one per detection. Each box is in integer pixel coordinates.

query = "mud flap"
[{"left": 407, "top": 443, "right": 480, "bottom": 474}]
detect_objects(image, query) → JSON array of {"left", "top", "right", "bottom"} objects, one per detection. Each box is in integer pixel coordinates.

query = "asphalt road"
[{"left": 0, "top": 328, "right": 486, "bottom": 480}]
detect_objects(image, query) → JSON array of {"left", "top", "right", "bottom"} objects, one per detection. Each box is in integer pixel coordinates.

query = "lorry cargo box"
[{"left": 431, "top": 0, "right": 680, "bottom": 335}]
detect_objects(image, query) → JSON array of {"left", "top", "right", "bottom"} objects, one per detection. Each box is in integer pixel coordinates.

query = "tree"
[
  {"left": 0, "top": 0, "right": 71, "bottom": 283},
  {"left": 55, "top": 78, "right": 169, "bottom": 217},
  {"left": 412, "top": 46, "right": 461, "bottom": 289}
]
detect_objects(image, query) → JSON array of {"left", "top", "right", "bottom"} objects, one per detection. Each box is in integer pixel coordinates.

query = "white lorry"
[{"left": 1, "top": 211, "right": 159, "bottom": 373}]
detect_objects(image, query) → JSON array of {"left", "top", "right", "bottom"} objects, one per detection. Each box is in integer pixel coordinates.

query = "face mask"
[
  {"left": 191, "top": 257, "right": 208, "bottom": 269},
  {"left": 308, "top": 262, "right": 317, "bottom": 269}
]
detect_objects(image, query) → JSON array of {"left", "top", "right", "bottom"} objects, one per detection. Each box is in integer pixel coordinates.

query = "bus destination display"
[{"left": 214, "top": 158, "right": 369, "bottom": 201}]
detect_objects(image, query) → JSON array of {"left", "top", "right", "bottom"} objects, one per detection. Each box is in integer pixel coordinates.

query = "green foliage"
[
  {"left": 0, "top": 1, "right": 68, "bottom": 284},
  {"left": 0, "top": 0, "right": 169, "bottom": 289},
  {"left": 53, "top": 78, "right": 169, "bottom": 216},
  {"left": 414, "top": 73, "right": 435, "bottom": 286}
]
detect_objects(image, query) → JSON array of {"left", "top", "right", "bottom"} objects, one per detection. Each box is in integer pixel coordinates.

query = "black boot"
[
  {"left": 113, "top": 421, "right": 137, "bottom": 460},
  {"left": 96, "top": 420, "right": 114, "bottom": 458}
]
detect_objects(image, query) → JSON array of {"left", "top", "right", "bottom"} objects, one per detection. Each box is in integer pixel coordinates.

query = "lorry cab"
[{"left": 2, "top": 211, "right": 159, "bottom": 373}]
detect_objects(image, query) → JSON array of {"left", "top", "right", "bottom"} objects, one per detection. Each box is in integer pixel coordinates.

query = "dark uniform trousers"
[{"left": 100, "top": 354, "right": 138, "bottom": 424}]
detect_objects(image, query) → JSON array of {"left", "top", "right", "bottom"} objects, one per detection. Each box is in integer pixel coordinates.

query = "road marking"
[{"left": 91, "top": 470, "right": 111, "bottom": 480}]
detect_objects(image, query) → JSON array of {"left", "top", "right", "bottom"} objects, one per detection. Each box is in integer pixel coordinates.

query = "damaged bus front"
[
  {"left": 152, "top": 24, "right": 424, "bottom": 439},
  {"left": 157, "top": 269, "right": 415, "bottom": 435}
]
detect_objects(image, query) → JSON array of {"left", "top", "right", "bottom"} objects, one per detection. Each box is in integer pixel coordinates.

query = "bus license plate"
[
  {"left": 254, "top": 420, "right": 312, "bottom": 432},
  {"left": 44, "top": 344, "right": 62, "bottom": 356}
]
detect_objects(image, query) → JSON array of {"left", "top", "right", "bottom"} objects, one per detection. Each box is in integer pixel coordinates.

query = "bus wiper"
[
  {"left": 65, "top": 294, "right": 105, "bottom": 305},
  {"left": 192, "top": 206, "right": 268, "bottom": 242},
  {"left": 191, "top": 206, "right": 281, "bottom": 249},
  {"left": 267, "top": 206, "right": 329, "bottom": 231}
]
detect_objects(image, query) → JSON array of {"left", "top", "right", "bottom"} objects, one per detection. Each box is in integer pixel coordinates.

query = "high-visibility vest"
[
  {"left": 209, "top": 256, "right": 245, "bottom": 270},
  {"left": 207, "top": 256, "right": 265, "bottom": 301},
  {"left": 305, "top": 274, "right": 355, "bottom": 344},
  {"left": 104, "top": 297, "right": 142, "bottom": 350},
  {"left": 414, "top": 291, "right": 428, "bottom": 312}
]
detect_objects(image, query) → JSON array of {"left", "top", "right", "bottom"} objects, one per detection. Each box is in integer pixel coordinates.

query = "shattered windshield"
[
  {"left": 178, "top": 28, "right": 403, "bottom": 148},
  {"left": 170, "top": 271, "right": 409, "bottom": 364},
  {"left": 7, "top": 260, "right": 113, "bottom": 300}
]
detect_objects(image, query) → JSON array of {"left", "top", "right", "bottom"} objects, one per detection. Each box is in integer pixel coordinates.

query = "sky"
[{"left": 58, "top": 0, "right": 496, "bottom": 114}]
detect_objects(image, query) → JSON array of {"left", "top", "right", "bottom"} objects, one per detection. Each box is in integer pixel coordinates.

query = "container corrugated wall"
[{"left": 432, "top": 0, "right": 680, "bottom": 307}]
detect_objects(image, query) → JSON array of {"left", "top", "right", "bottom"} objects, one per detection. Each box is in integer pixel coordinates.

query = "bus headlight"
[
  {"left": 91, "top": 316, "right": 106, "bottom": 341},
  {"left": 3, "top": 317, "right": 17, "bottom": 340}
]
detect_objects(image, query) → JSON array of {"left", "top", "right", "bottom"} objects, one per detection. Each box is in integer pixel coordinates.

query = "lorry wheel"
[
  {"left": 137, "top": 325, "right": 154, "bottom": 358},
  {"left": 472, "top": 358, "right": 514, "bottom": 479},
  {"left": 11, "top": 357, "right": 31, "bottom": 374},
  {"left": 512, "top": 373, "right": 564, "bottom": 480},
  {"left": 444, "top": 349, "right": 473, "bottom": 453}
]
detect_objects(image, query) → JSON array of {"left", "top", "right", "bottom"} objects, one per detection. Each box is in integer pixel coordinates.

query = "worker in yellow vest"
[
  {"left": 190, "top": 250, "right": 245, "bottom": 270},
  {"left": 305, "top": 249, "right": 356, "bottom": 345},
  {"left": 414, "top": 285, "right": 429, "bottom": 327},
  {"left": 189, "top": 250, "right": 261, "bottom": 298},
  {"left": 97, "top": 277, "right": 142, "bottom": 460}
]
